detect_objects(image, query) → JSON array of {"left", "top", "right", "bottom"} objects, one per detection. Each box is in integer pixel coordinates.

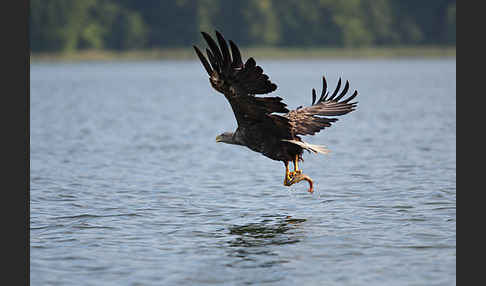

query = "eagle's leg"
[
  {"left": 283, "top": 161, "right": 293, "bottom": 186},
  {"left": 291, "top": 155, "right": 303, "bottom": 176},
  {"left": 288, "top": 173, "right": 314, "bottom": 193}
]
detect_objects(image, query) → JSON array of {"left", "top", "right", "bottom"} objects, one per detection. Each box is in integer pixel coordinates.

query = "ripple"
[
  {"left": 30, "top": 59, "right": 456, "bottom": 286},
  {"left": 55, "top": 213, "right": 140, "bottom": 220}
]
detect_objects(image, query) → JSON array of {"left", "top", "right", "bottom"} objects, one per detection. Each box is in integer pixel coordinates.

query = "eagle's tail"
[{"left": 281, "top": 139, "right": 330, "bottom": 155}]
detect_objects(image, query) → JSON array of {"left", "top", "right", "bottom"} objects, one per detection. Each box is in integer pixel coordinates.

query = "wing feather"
[
  {"left": 215, "top": 31, "right": 231, "bottom": 73},
  {"left": 194, "top": 31, "right": 285, "bottom": 127},
  {"left": 287, "top": 76, "right": 358, "bottom": 136},
  {"left": 193, "top": 46, "right": 212, "bottom": 75},
  {"left": 205, "top": 48, "right": 218, "bottom": 71},
  {"left": 229, "top": 40, "right": 243, "bottom": 68},
  {"left": 194, "top": 32, "right": 358, "bottom": 136},
  {"left": 201, "top": 31, "right": 224, "bottom": 69},
  {"left": 195, "top": 31, "right": 277, "bottom": 96}
]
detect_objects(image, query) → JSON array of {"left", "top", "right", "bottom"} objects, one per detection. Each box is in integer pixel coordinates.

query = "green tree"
[
  {"left": 389, "top": 0, "right": 456, "bottom": 45},
  {"left": 210, "top": 0, "right": 279, "bottom": 46},
  {"left": 30, "top": 0, "right": 456, "bottom": 53},
  {"left": 121, "top": 0, "right": 199, "bottom": 48},
  {"left": 30, "top": 0, "right": 96, "bottom": 52},
  {"left": 445, "top": 3, "right": 456, "bottom": 44},
  {"left": 360, "top": 0, "right": 398, "bottom": 45}
]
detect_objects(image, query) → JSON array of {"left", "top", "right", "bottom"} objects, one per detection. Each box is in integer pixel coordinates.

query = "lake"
[{"left": 30, "top": 58, "right": 456, "bottom": 285}]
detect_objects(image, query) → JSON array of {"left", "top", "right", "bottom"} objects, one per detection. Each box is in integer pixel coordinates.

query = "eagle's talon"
[
  {"left": 288, "top": 172, "right": 314, "bottom": 193},
  {"left": 289, "top": 170, "right": 301, "bottom": 178},
  {"left": 284, "top": 175, "right": 291, "bottom": 186}
]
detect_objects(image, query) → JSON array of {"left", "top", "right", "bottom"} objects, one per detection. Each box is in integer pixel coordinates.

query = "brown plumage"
[{"left": 193, "top": 31, "right": 359, "bottom": 192}]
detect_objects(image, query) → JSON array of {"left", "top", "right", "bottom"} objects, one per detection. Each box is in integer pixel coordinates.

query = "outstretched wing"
[
  {"left": 193, "top": 31, "right": 288, "bottom": 127},
  {"left": 287, "top": 76, "right": 358, "bottom": 136}
]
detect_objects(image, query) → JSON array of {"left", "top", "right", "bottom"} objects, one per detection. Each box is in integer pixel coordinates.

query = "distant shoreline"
[{"left": 30, "top": 46, "right": 456, "bottom": 62}]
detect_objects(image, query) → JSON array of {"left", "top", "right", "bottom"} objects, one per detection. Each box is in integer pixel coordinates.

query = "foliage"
[{"left": 30, "top": 0, "right": 456, "bottom": 52}]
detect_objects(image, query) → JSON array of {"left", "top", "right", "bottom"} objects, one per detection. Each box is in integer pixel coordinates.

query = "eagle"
[{"left": 193, "top": 31, "right": 358, "bottom": 193}]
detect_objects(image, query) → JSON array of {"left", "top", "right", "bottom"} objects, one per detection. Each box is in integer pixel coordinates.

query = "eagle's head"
[{"left": 215, "top": 132, "right": 236, "bottom": 144}]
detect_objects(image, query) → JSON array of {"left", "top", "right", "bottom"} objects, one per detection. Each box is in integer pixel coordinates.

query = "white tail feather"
[{"left": 281, "top": 139, "right": 330, "bottom": 154}]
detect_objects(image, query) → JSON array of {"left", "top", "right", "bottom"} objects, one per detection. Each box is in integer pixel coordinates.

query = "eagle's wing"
[
  {"left": 287, "top": 76, "right": 358, "bottom": 136},
  {"left": 193, "top": 31, "right": 289, "bottom": 127}
]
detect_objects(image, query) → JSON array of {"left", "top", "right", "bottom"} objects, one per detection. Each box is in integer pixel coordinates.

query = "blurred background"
[{"left": 30, "top": 0, "right": 456, "bottom": 58}]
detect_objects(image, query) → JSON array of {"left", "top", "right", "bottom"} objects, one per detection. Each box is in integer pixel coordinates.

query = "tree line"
[{"left": 30, "top": 0, "right": 456, "bottom": 52}]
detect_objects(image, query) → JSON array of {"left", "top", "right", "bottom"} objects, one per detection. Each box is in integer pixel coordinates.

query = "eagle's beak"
[{"left": 215, "top": 135, "right": 222, "bottom": 142}]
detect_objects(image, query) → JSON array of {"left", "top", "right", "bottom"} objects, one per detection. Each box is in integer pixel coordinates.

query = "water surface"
[{"left": 31, "top": 58, "right": 456, "bottom": 285}]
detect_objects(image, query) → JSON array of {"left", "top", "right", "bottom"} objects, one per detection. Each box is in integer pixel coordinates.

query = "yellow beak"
[{"left": 215, "top": 135, "right": 222, "bottom": 142}]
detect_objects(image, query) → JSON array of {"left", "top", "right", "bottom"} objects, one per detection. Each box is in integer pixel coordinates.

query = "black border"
[{"left": 5, "top": 0, "right": 30, "bottom": 284}]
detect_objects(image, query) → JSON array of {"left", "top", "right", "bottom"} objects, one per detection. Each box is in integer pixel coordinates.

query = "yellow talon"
[
  {"left": 289, "top": 172, "right": 314, "bottom": 193},
  {"left": 283, "top": 158, "right": 314, "bottom": 192}
]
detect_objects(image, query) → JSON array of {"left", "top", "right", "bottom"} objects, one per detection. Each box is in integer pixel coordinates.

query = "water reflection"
[{"left": 225, "top": 216, "right": 306, "bottom": 268}]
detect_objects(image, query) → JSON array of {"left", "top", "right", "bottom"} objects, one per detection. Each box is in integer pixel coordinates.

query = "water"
[{"left": 30, "top": 58, "right": 456, "bottom": 285}]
